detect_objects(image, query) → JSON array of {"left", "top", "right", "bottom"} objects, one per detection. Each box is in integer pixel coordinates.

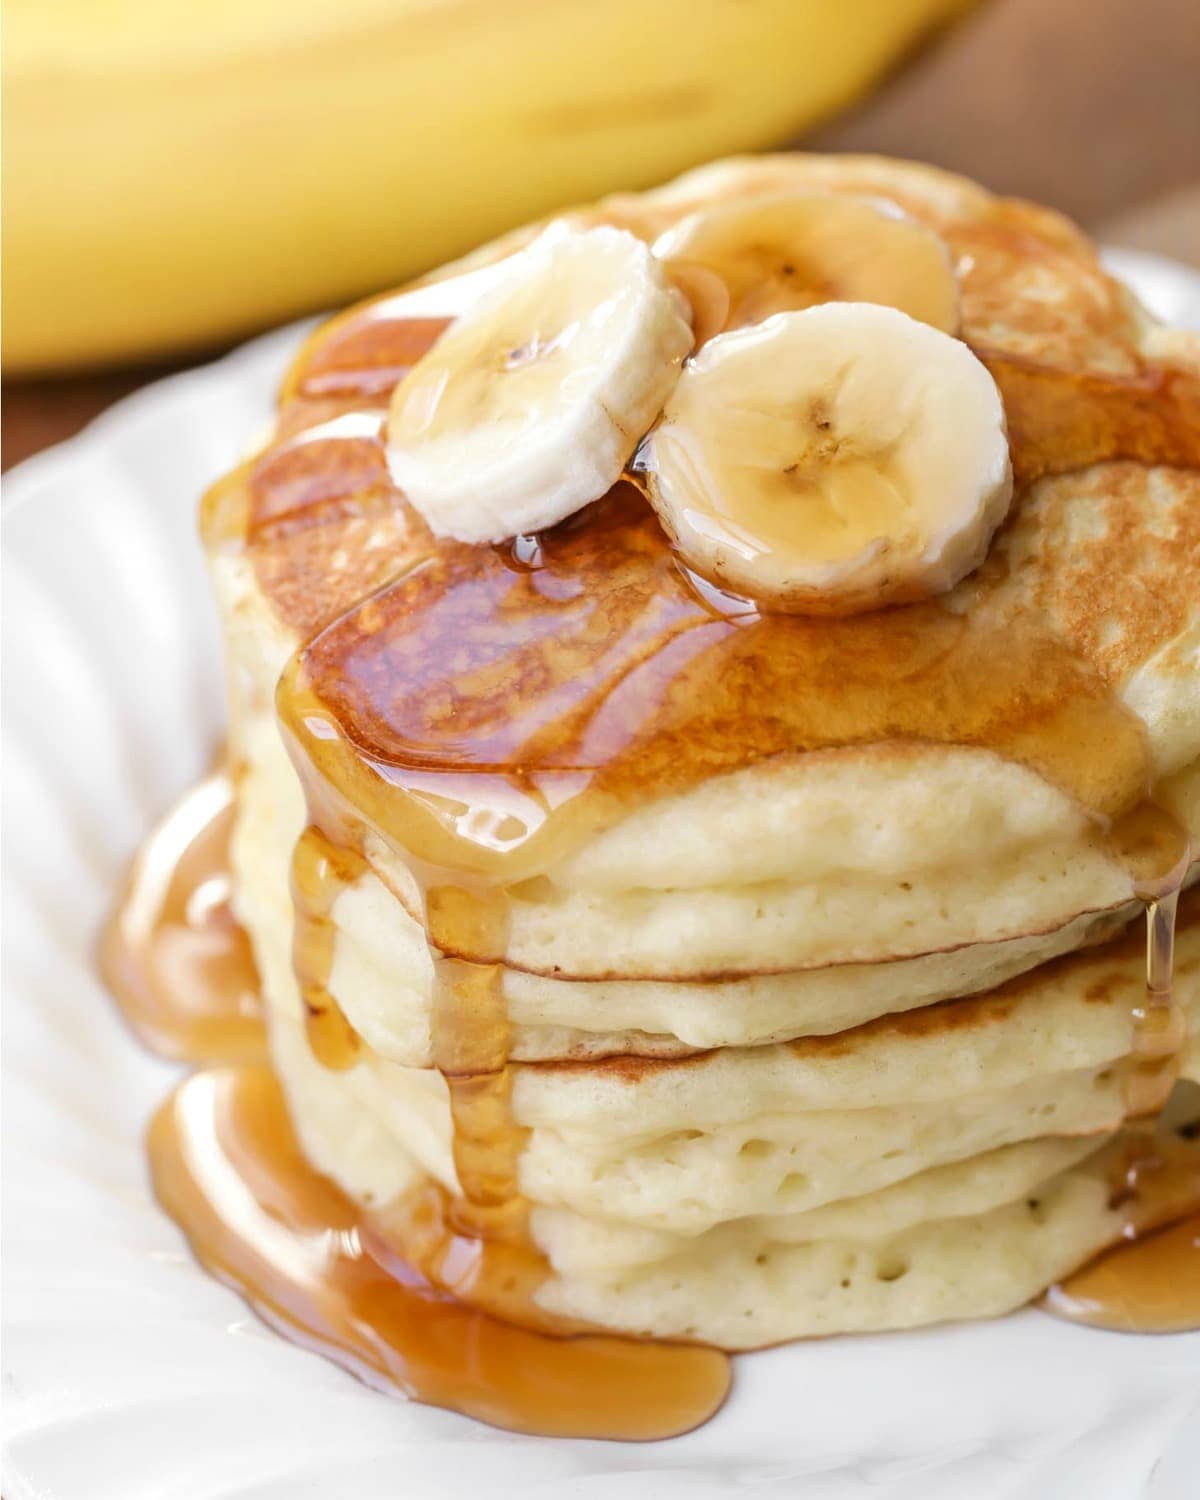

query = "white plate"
[{"left": 4, "top": 251, "right": 1200, "bottom": 1500}]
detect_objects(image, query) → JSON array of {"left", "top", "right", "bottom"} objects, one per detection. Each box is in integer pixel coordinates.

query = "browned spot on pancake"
[
  {"left": 224, "top": 394, "right": 439, "bottom": 642},
  {"left": 530, "top": 980, "right": 1033, "bottom": 1082},
  {"left": 249, "top": 507, "right": 432, "bottom": 647},
  {"left": 985, "top": 367, "right": 1200, "bottom": 490},
  {"left": 546, "top": 1047, "right": 719, "bottom": 1085}
]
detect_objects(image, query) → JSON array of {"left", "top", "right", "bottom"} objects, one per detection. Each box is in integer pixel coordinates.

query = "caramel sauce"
[
  {"left": 99, "top": 771, "right": 263, "bottom": 1064},
  {"left": 149, "top": 1066, "right": 729, "bottom": 1439},
  {"left": 104, "top": 196, "right": 1200, "bottom": 1430}
]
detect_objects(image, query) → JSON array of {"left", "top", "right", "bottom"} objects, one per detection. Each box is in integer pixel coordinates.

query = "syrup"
[
  {"left": 149, "top": 1066, "right": 729, "bottom": 1439},
  {"left": 426, "top": 887, "right": 526, "bottom": 1245},
  {"left": 103, "top": 770, "right": 731, "bottom": 1437},
  {"left": 99, "top": 771, "right": 263, "bottom": 1064},
  {"left": 1044, "top": 1131, "right": 1200, "bottom": 1333},
  {"left": 1040, "top": 816, "right": 1200, "bottom": 1335},
  {"left": 1109, "top": 800, "right": 1193, "bottom": 1119},
  {"left": 1046, "top": 1216, "right": 1200, "bottom": 1333},
  {"left": 290, "top": 825, "right": 364, "bottom": 1070}
]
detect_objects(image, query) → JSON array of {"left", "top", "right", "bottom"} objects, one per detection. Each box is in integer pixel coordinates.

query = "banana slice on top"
[
  {"left": 387, "top": 225, "right": 693, "bottom": 543},
  {"left": 653, "top": 191, "right": 959, "bottom": 338},
  {"left": 637, "top": 302, "right": 1012, "bottom": 615}
]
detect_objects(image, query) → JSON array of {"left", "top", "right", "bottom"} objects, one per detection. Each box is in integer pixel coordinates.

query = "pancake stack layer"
[{"left": 202, "top": 154, "right": 1200, "bottom": 1347}]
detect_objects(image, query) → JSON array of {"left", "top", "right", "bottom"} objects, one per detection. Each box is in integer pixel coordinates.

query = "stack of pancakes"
[{"left": 204, "top": 154, "right": 1200, "bottom": 1348}]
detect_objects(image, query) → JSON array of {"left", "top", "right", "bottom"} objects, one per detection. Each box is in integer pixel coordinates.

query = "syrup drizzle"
[
  {"left": 291, "top": 825, "right": 364, "bottom": 1070},
  {"left": 103, "top": 198, "right": 1200, "bottom": 1435},
  {"left": 426, "top": 889, "right": 526, "bottom": 1245},
  {"left": 1044, "top": 812, "right": 1199, "bottom": 1330},
  {"left": 102, "top": 770, "right": 732, "bottom": 1436},
  {"left": 1109, "top": 801, "right": 1193, "bottom": 1120}
]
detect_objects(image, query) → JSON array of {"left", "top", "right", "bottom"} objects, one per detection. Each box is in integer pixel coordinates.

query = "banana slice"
[
  {"left": 653, "top": 191, "right": 959, "bottom": 339},
  {"left": 386, "top": 224, "right": 693, "bottom": 543},
  {"left": 637, "top": 303, "right": 1012, "bottom": 615}
]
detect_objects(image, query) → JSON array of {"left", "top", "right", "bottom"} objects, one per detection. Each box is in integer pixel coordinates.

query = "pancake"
[
  {"left": 230, "top": 694, "right": 1197, "bottom": 1058},
  {"left": 207, "top": 227, "right": 1200, "bottom": 978},
  {"left": 199, "top": 151, "right": 1200, "bottom": 1352},
  {"left": 267, "top": 896, "right": 1200, "bottom": 1223},
  {"left": 263, "top": 905, "right": 1200, "bottom": 1345},
  {"left": 532, "top": 1152, "right": 1155, "bottom": 1347}
]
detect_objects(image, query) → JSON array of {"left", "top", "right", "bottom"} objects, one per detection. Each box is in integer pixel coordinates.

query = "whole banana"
[{"left": 3, "top": 0, "right": 971, "bottom": 371}]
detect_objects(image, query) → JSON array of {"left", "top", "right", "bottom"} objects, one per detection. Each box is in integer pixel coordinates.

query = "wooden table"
[{"left": 4, "top": 0, "right": 1197, "bottom": 472}]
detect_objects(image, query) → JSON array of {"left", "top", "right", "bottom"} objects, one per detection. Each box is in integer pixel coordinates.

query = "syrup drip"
[
  {"left": 426, "top": 883, "right": 526, "bottom": 1245},
  {"left": 1042, "top": 812, "right": 1199, "bottom": 1331},
  {"left": 99, "top": 771, "right": 263, "bottom": 1064},
  {"left": 1109, "top": 800, "right": 1193, "bottom": 1120},
  {"left": 282, "top": 783, "right": 537, "bottom": 1277},
  {"left": 290, "top": 826, "right": 364, "bottom": 1070},
  {"left": 149, "top": 1066, "right": 729, "bottom": 1439}
]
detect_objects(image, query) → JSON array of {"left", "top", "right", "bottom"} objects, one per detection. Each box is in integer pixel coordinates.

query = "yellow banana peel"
[{"left": 3, "top": 0, "right": 972, "bottom": 372}]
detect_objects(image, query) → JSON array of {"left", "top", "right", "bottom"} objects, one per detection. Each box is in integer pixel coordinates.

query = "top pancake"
[{"left": 203, "top": 153, "right": 1200, "bottom": 976}]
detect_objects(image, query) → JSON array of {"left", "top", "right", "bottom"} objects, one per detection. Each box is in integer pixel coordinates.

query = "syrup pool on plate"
[{"left": 104, "top": 775, "right": 731, "bottom": 1440}]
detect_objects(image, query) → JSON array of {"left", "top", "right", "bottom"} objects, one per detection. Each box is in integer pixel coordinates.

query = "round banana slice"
[
  {"left": 638, "top": 302, "right": 1012, "bottom": 615},
  {"left": 653, "top": 191, "right": 959, "bottom": 338},
  {"left": 386, "top": 224, "right": 693, "bottom": 543}
]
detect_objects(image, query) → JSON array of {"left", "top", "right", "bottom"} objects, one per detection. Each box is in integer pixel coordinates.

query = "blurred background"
[{"left": 3, "top": 0, "right": 1198, "bottom": 468}]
